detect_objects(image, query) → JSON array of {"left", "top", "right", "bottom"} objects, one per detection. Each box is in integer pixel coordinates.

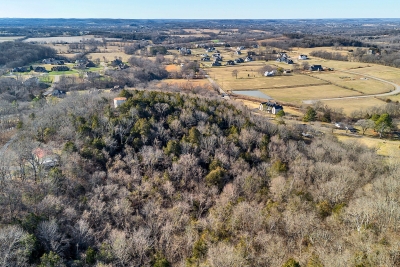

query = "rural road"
[
  {"left": 205, "top": 75, "right": 231, "bottom": 99},
  {"left": 302, "top": 70, "right": 400, "bottom": 104}
]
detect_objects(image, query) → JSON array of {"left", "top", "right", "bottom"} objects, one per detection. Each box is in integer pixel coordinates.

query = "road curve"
[{"left": 302, "top": 70, "right": 400, "bottom": 104}]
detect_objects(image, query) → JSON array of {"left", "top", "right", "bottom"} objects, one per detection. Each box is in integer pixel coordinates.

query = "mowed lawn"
[
  {"left": 321, "top": 97, "right": 387, "bottom": 115},
  {"left": 310, "top": 71, "right": 394, "bottom": 94},
  {"left": 261, "top": 84, "right": 362, "bottom": 104}
]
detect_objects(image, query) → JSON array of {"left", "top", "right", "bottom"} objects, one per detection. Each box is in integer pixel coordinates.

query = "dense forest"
[
  {"left": 0, "top": 42, "right": 56, "bottom": 68},
  {"left": 0, "top": 89, "right": 399, "bottom": 266}
]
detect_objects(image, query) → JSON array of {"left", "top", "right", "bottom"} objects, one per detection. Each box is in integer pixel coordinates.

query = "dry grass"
[
  {"left": 87, "top": 52, "right": 131, "bottom": 62},
  {"left": 321, "top": 97, "right": 387, "bottom": 115},
  {"left": 310, "top": 71, "right": 394, "bottom": 94},
  {"left": 159, "top": 79, "right": 211, "bottom": 88},
  {"left": 337, "top": 135, "right": 400, "bottom": 159},
  {"left": 345, "top": 65, "right": 400, "bottom": 85},
  {"left": 208, "top": 67, "right": 327, "bottom": 90},
  {"left": 165, "top": 65, "right": 180, "bottom": 72},
  {"left": 261, "top": 84, "right": 362, "bottom": 104}
]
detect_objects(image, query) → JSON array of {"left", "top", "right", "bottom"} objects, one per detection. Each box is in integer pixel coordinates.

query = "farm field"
[
  {"left": 0, "top": 36, "right": 24, "bottom": 42},
  {"left": 86, "top": 52, "right": 131, "bottom": 62},
  {"left": 158, "top": 78, "right": 212, "bottom": 88},
  {"left": 321, "top": 97, "right": 386, "bottom": 115},
  {"left": 24, "top": 35, "right": 121, "bottom": 43},
  {"left": 309, "top": 71, "right": 394, "bottom": 94},
  {"left": 209, "top": 69, "right": 327, "bottom": 90},
  {"left": 345, "top": 65, "right": 400, "bottom": 85},
  {"left": 261, "top": 84, "right": 362, "bottom": 104}
]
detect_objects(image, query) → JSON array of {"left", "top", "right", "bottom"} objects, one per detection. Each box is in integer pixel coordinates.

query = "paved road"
[
  {"left": 303, "top": 70, "right": 400, "bottom": 104},
  {"left": 206, "top": 75, "right": 231, "bottom": 99}
]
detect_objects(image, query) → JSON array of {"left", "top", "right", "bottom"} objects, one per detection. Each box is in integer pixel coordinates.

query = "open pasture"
[
  {"left": 321, "top": 97, "right": 386, "bottom": 115},
  {"left": 310, "top": 71, "right": 394, "bottom": 95},
  {"left": 0, "top": 36, "right": 24, "bottom": 42},
  {"left": 261, "top": 84, "right": 362, "bottom": 104}
]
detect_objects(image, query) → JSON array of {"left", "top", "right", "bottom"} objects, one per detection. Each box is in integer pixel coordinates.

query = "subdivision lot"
[{"left": 261, "top": 84, "right": 362, "bottom": 104}]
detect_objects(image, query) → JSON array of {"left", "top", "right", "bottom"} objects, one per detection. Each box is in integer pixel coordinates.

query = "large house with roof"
[{"left": 259, "top": 101, "right": 283, "bottom": 114}]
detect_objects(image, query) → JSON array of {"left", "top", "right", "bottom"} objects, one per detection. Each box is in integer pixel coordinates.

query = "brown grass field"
[
  {"left": 165, "top": 65, "right": 180, "bottom": 72},
  {"left": 337, "top": 135, "right": 400, "bottom": 159},
  {"left": 321, "top": 97, "right": 387, "bottom": 115},
  {"left": 261, "top": 84, "right": 362, "bottom": 104},
  {"left": 309, "top": 71, "right": 394, "bottom": 95},
  {"left": 158, "top": 79, "right": 211, "bottom": 88}
]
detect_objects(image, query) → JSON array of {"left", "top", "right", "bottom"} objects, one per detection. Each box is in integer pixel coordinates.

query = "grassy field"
[
  {"left": 87, "top": 52, "right": 131, "bottom": 63},
  {"left": 165, "top": 65, "right": 180, "bottom": 72},
  {"left": 208, "top": 67, "right": 327, "bottom": 90},
  {"left": 337, "top": 135, "right": 400, "bottom": 159},
  {"left": 309, "top": 71, "right": 394, "bottom": 94},
  {"left": 0, "top": 36, "right": 24, "bottom": 42},
  {"left": 344, "top": 65, "right": 400, "bottom": 85},
  {"left": 158, "top": 79, "right": 211, "bottom": 88},
  {"left": 261, "top": 84, "right": 362, "bottom": 104},
  {"left": 321, "top": 97, "right": 387, "bottom": 115}
]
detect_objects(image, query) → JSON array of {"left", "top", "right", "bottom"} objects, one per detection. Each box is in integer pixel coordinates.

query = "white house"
[
  {"left": 259, "top": 102, "right": 283, "bottom": 114},
  {"left": 264, "top": 70, "right": 276, "bottom": 77},
  {"left": 298, "top": 55, "right": 308, "bottom": 60}
]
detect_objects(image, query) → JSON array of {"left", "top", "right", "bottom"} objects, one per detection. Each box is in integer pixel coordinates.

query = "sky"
[{"left": 1, "top": 0, "right": 399, "bottom": 19}]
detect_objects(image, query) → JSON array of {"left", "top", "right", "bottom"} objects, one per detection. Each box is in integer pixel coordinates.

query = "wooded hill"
[
  {"left": 0, "top": 41, "right": 56, "bottom": 68},
  {"left": 1, "top": 90, "right": 399, "bottom": 266}
]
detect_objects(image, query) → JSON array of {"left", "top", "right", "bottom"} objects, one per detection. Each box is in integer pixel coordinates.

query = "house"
[
  {"left": 286, "top": 59, "right": 293, "bottom": 64},
  {"left": 179, "top": 48, "right": 191, "bottom": 55},
  {"left": 226, "top": 60, "right": 235, "bottom": 65},
  {"left": 252, "top": 44, "right": 259, "bottom": 48},
  {"left": 201, "top": 56, "right": 211, "bottom": 61},
  {"left": 283, "top": 69, "right": 292, "bottom": 74},
  {"left": 214, "top": 56, "right": 223, "bottom": 61},
  {"left": 51, "top": 66, "right": 70, "bottom": 72},
  {"left": 111, "top": 85, "right": 122, "bottom": 92},
  {"left": 234, "top": 58, "right": 244, "bottom": 64},
  {"left": 235, "top": 50, "right": 242, "bottom": 55},
  {"left": 309, "top": 65, "right": 323, "bottom": 71},
  {"left": 114, "top": 97, "right": 127, "bottom": 108},
  {"left": 259, "top": 101, "right": 283, "bottom": 114},
  {"left": 12, "top": 67, "right": 29, "bottom": 73},
  {"left": 264, "top": 70, "right": 276, "bottom": 77},
  {"left": 237, "top": 46, "right": 245, "bottom": 51},
  {"left": 33, "top": 147, "right": 59, "bottom": 168},
  {"left": 245, "top": 57, "right": 253, "bottom": 62},
  {"left": 34, "top": 66, "right": 48, "bottom": 73},
  {"left": 247, "top": 51, "right": 256, "bottom": 57},
  {"left": 212, "top": 53, "right": 221, "bottom": 58},
  {"left": 212, "top": 61, "right": 221, "bottom": 67},
  {"left": 298, "top": 54, "right": 308, "bottom": 60},
  {"left": 51, "top": 90, "right": 66, "bottom": 98}
]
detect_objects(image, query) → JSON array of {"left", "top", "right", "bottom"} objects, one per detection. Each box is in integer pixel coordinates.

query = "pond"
[{"left": 232, "top": 90, "right": 272, "bottom": 100}]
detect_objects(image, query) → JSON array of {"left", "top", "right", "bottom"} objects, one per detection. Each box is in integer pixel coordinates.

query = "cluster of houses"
[
  {"left": 276, "top": 52, "right": 293, "bottom": 64},
  {"left": 178, "top": 47, "right": 191, "bottom": 55},
  {"left": 42, "top": 58, "right": 66, "bottom": 65},
  {"left": 259, "top": 101, "right": 284, "bottom": 115},
  {"left": 73, "top": 59, "right": 96, "bottom": 69}
]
